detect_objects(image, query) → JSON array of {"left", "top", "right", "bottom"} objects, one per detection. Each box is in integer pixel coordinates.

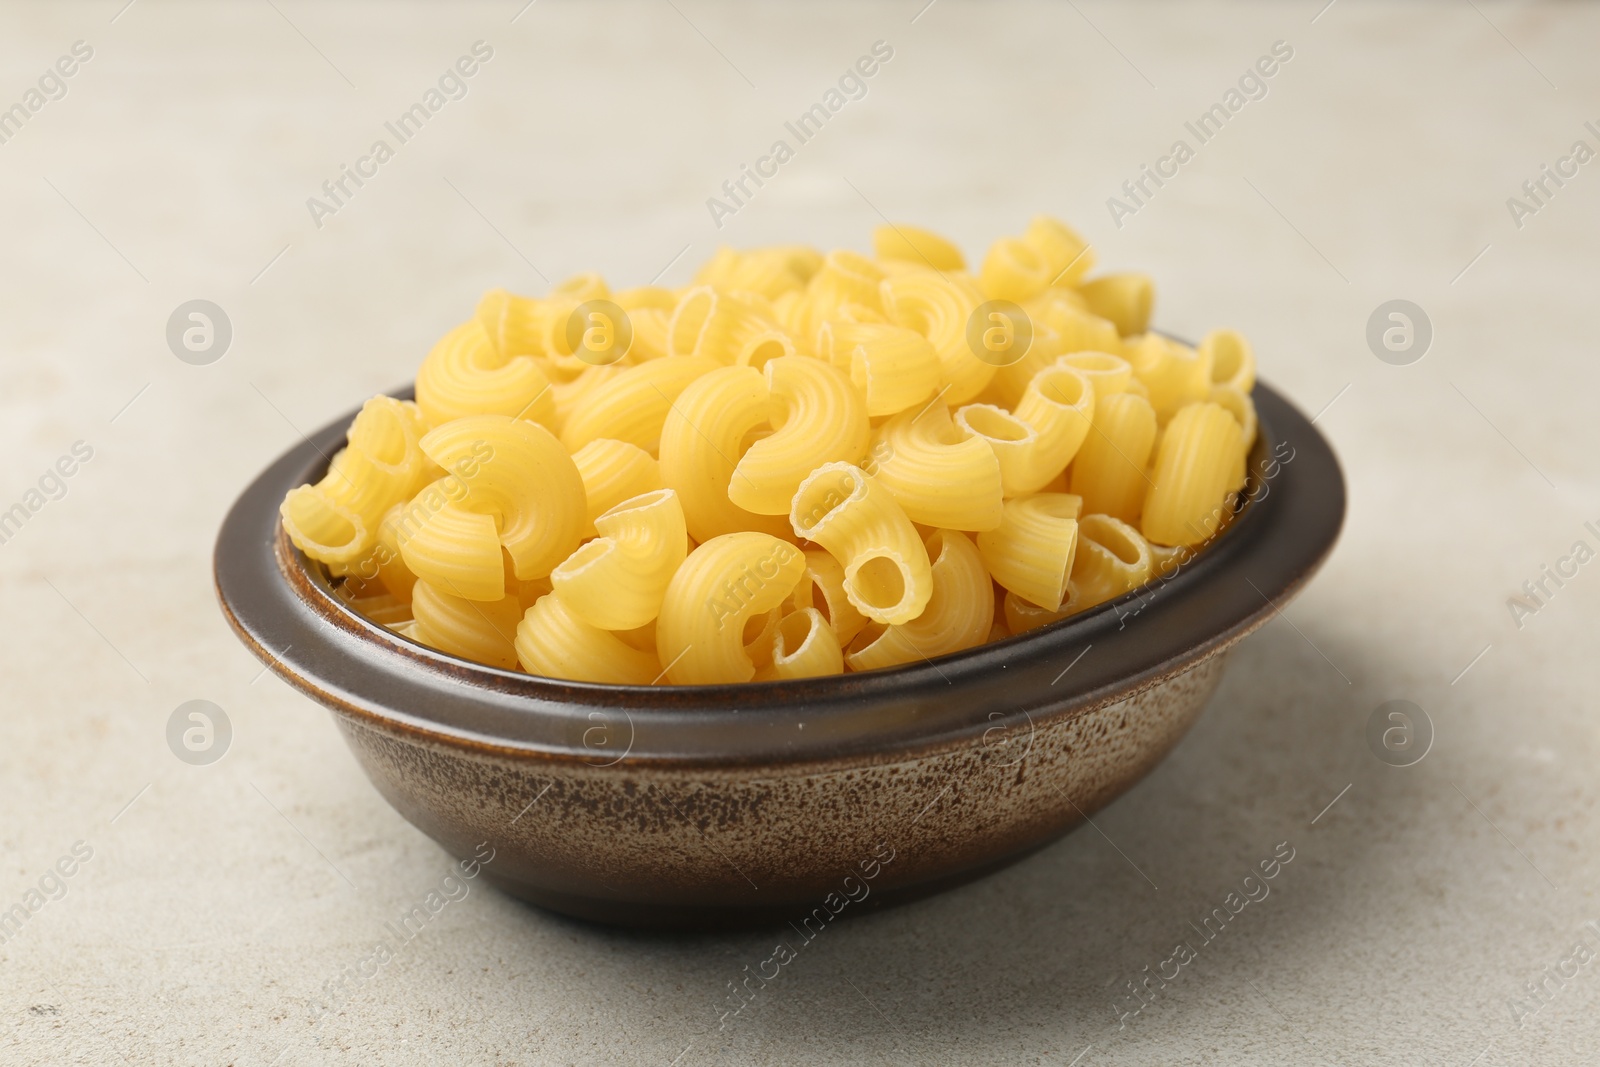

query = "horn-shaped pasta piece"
[
  {"left": 1003, "top": 584, "right": 1085, "bottom": 634},
  {"left": 1072, "top": 514, "right": 1153, "bottom": 609},
  {"left": 965, "top": 365, "right": 1095, "bottom": 497},
  {"left": 787, "top": 549, "right": 868, "bottom": 645},
  {"left": 1070, "top": 391, "right": 1159, "bottom": 524},
  {"left": 880, "top": 268, "right": 995, "bottom": 404},
  {"left": 515, "top": 592, "right": 661, "bottom": 685},
  {"left": 872, "top": 223, "right": 966, "bottom": 271},
  {"left": 415, "top": 319, "right": 556, "bottom": 429},
  {"left": 1055, "top": 350, "right": 1134, "bottom": 397},
  {"left": 1200, "top": 328, "right": 1255, "bottom": 393},
  {"left": 869, "top": 402, "right": 1003, "bottom": 532},
  {"left": 409, "top": 579, "right": 522, "bottom": 670},
  {"left": 791, "top": 249, "right": 886, "bottom": 344},
  {"left": 791, "top": 463, "right": 932, "bottom": 625},
  {"left": 1079, "top": 272, "right": 1154, "bottom": 337},
  {"left": 560, "top": 355, "right": 717, "bottom": 455},
  {"left": 847, "top": 529, "right": 993, "bottom": 671},
  {"left": 1022, "top": 215, "right": 1095, "bottom": 288},
  {"left": 1126, "top": 334, "right": 1212, "bottom": 422},
  {"left": 727, "top": 355, "right": 869, "bottom": 516},
  {"left": 976, "top": 493, "right": 1081, "bottom": 610},
  {"left": 418, "top": 415, "right": 587, "bottom": 584},
  {"left": 694, "top": 246, "right": 809, "bottom": 301},
  {"left": 1207, "top": 384, "right": 1257, "bottom": 494},
  {"left": 658, "top": 366, "right": 793, "bottom": 543},
  {"left": 394, "top": 483, "right": 505, "bottom": 602},
  {"left": 753, "top": 608, "right": 844, "bottom": 681},
  {"left": 550, "top": 489, "right": 688, "bottom": 631},
  {"left": 657, "top": 532, "right": 806, "bottom": 684},
  {"left": 571, "top": 438, "right": 663, "bottom": 537},
  {"left": 816, "top": 321, "right": 940, "bottom": 417},
  {"left": 1141, "top": 402, "right": 1242, "bottom": 547},
  {"left": 667, "top": 287, "right": 779, "bottom": 363},
  {"left": 979, "top": 236, "right": 1052, "bottom": 302}
]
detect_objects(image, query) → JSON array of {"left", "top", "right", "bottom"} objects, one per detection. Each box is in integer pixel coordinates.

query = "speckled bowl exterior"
[{"left": 216, "top": 381, "right": 1343, "bottom": 929}]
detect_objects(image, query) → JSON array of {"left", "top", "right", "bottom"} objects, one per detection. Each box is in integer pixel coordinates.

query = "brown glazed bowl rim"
[{"left": 214, "top": 377, "right": 1344, "bottom": 769}]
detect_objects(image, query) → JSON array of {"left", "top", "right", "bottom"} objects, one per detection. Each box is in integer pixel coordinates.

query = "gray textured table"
[{"left": 2, "top": 2, "right": 1596, "bottom": 1064}]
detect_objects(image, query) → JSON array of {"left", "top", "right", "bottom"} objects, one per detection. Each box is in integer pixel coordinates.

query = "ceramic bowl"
[{"left": 215, "top": 380, "right": 1343, "bottom": 929}]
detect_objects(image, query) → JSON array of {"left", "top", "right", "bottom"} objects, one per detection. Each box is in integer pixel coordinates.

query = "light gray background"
[{"left": 2, "top": 2, "right": 1596, "bottom": 1064}]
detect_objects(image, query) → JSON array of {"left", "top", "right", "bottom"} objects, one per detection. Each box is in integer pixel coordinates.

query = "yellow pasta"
[
  {"left": 1069, "top": 391, "right": 1158, "bottom": 524},
  {"left": 415, "top": 319, "right": 556, "bottom": 428},
  {"left": 549, "top": 489, "right": 687, "bottom": 631},
  {"left": 1141, "top": 402, "right": 1243, "bottom": 547},
  {"left": 976, "top": 493, "right": 1081, "bottom": 610},
  {"left": 410, "top": 579, "right": 522, "bottom": 671},
  {"left": 872, "top": 223, "right": 965, "bottom": 271},
  {"left": 1071, "top": 514, "right": 1153, "bottom": 608},
  {"left": 1125, "top": 333, "right": 1213, "bottom": 422},
  {"left": 657, "top": 532, "right": 806, "bottom": 684},
  {"left": 571, "top": 438, "right": 662, "bottom": 536},
  {"left": 727, "top": 355, "right": 869, "bottom": 515},
  {"left": 559, "top": 355, "right": 717, "bottom": 454},
  {"left": 292, "top": 220, "right": 1267, "bottom": 682},
  {"left": 979, "top": 236, "right": 1052, "bottom": 302},
  {"left": 515, "top": 592, "right": 661, "bottom": 685},
  {"left": 846, "top": 529, "right": 993, "bottom": 670},
  {"left": 960, "top": 365, "right": 1095, "bottom": 496},
  {"left": 668, "top": 287, "right": 779, "bottom": 363},
  {"left": 879, "top": 268, "right": 995, "bottom": 404},
  {"left": 1078, "top": 272, "right": 1154, "bottom": 336},
  {"left": 1022, "top": 215, "right": 1095, "bottom": 287},
  {"left": 816, "top": 321, "right": 940, "bottom": 417},
  {"left": 753, "top": 608, "right": 845, "bottom": 681},
  {"left": 788, "top": 549, "right": 868, "bottom": 645},
  {"left": 418, "top": 415, "right": 586, "bottom": 584},
  {"left": 869, "top": 401, "right": 1004, "bottom": 532},
  {"left": 658, "top": 365, "right": 793, "bottom": 543},
  {"left": 791, "top": 463, "right": 932, "bottom": 625}
]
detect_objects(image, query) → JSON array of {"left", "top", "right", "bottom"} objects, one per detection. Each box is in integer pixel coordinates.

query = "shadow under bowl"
[{"left": 215, "top": 380, "right": 1343, "bottom": 930}]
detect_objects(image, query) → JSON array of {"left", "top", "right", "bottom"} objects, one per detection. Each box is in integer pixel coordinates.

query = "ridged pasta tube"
[
  {"left": 1069, "top": 391, "right": 1159, "bottom": 524},
  {"left": 560, "top": 356, "right": 717, "bottom": 454},
  {"left": 1141, "top": 402, "right": 1243, "bottom": 547},
  {"left": 667, "top": 287, "right": 779, "bottom": 363},
  {"left": 1071, "top": 514, "right": 1153, "bottom": 608},
  {"left": 394, "top": 483, "right": 505, "bottom": 602},
  {"left": 515, "top": 592, "right": 661, "bottom": 685},
  {"left": 869, "top": 402, "right": 1003, "bottom": 531},
  {"left": 753, "top": 608, "right": 845, "bottom": 680},
  {"left": 979, "top": 236, "right": 1052, "bottom": 302},
  {"left": 880, "top": 268, "right": 996, "bottom": 404},
  {"left": 657, "top": 532, "right": 806, "bottom": 684},
  {"left": 846, "top": 530, "right": 994, "bottom": 671},
  {"left": 1056, "top": 350, "right": 1133, "bottom": 397},
  {"left": 961, "top": 365, "right": 1095, "bottom": 497},
  {"left": 727, "top": 355, "right": 869, "bottom": 516},
  {"left": 872, "top": 223, "right": 966, "bottom": 271},
  {"left": 1201, "top": 328, "right": 1255, "bottom": 393},
  {"left": 791, "top": 463, "right": 933, "bottom": 625},
  {"left": 1079, "top": 272, "right": 1154, "bottom": 336},
  {"left": 816, "top": 321, "right": 940, "bottom": 417},
  {"left": 1022, "top": 215, "right": 1095, "bottom": 287},
  {"left": 793, "top": 249, "right": 886, "bottom": 343},
  {"left": 415, "top": 319, "right": 556, "bottom": 429},
  {"left": 571, "top": 438, "right": 662, "bottom": 536},
  {"left": 658, "top": 366, "right": 794, "bottom": 543},
  {"left": 788, "top": 549, "right": 868, "bottom": 644},
  {"left": 549, "top": 489, "right": 688, "bottom": 631},
  {"left": 1126, "top": 334, "right": 1213, "bottom": 421},
  {"left": 419, "top": 415, "right": 587, "bottom": 583},
  {"left": 410, "top": 579, "right": 522, "bottom": 670},
  {"left": 976, "top": 492, "right": 1082, "bottom": 610}
]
